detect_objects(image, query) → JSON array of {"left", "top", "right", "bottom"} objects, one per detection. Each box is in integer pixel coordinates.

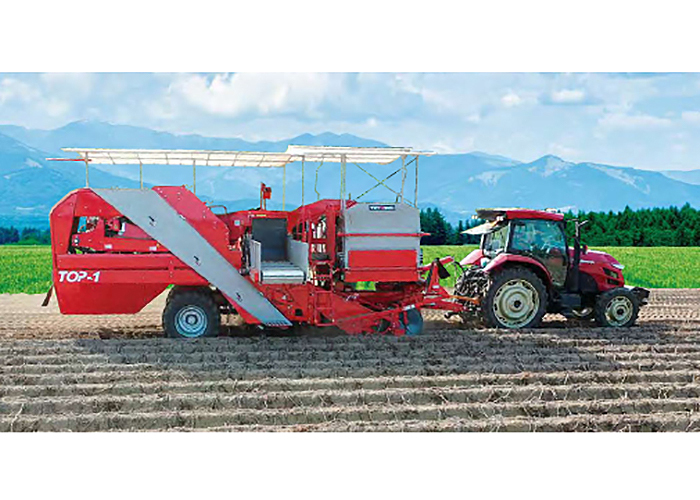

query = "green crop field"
[
  {"left": 0, "top": 244, "right": 698, "bottom": 294},
  {"left": 0, "top": 245, "right": 53, "bottom": 294},
  {"left": 423, "top": 245, "right": 700, "bottom": 289}
]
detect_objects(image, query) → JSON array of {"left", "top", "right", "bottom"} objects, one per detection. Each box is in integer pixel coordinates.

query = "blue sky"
[{"left": 1, "top": 72, "right": 700, "bottom": 171}]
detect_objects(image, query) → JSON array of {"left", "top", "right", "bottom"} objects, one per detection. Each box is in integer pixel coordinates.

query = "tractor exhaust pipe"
[{"left": 570, "top": 219, "right": 588, "bottom": 293}]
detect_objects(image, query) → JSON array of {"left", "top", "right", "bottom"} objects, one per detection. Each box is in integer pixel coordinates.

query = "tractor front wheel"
[
  {"left": 482, "top": 267, "right": 547, "bottom": 329},
  {"left": 163, "top": 288, "right": 221, "bottom": 339},
  {"left": 594, "top": 288, "right": 639, "bottom": 327}
]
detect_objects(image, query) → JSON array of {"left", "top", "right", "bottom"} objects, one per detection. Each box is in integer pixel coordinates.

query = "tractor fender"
[
  {"left": 459, "top": 249, "right": 484, "bottom": 267},
  {"left": 482, "top": 254, "right": 553, "bottom": 288}
]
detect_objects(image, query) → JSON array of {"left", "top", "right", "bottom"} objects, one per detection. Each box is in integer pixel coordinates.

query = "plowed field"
[{"left": 1, "top": 289, "right": 699, "bottom": 431}]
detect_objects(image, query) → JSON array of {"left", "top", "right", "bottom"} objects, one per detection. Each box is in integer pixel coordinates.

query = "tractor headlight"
[{"left": 612, "top": 263, "right": 625, "bottom": 270}]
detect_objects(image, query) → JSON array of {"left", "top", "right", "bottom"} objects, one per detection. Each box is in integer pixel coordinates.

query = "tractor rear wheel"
[
  {"left": 163, "top": 288, "right": 220, "bottom": 339},
  {"left": 482, "top": 267, "right": 547, "bottom": 329},
  {"left": 594, "top": 288, "right": 639, "bottom": 327}
]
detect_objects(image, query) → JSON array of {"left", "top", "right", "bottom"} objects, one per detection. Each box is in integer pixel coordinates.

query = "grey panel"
[
  {"left": 287, "top": 238, "right": 309, "bottom": 279},
  {"left": 252, "top": 218, "right": 287, "bottom": 261},
  {"left": 343, "top": 202, "right": 420, "bottom": 234},
  {"left": 261, "top": 261, "right": 305, "bottom": 284},
  {"left": 94, "top": 188, "right": 291, "bottom": 327},
  {"left": 250, "top": 239, "right": 262, "bottom": 274},
  {"left": 342, "top": 202, "right": 421, "bottom": 266}
]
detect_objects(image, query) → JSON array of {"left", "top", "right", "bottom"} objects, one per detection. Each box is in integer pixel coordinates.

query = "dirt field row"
[{"left": 0, "top": 289, "right": 699, "bottom": 431}]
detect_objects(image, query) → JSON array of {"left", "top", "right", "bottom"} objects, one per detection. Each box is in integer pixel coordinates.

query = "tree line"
[
  {"left": 0, "top": 227, "right": 51, "bottom": 245},
  {"left": 420, "top": 204, "right": 700, "bottom": 246}
]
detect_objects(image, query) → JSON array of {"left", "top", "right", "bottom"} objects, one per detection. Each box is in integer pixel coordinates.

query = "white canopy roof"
[
  {"left": 285, "top": 145, "right": 433, "bottom": 164},
  {"left": 62, "top": 148, "right": 294, "bottom": 168},
  {"left": 61, "top": 145, "right": 434, "bottom": 167}
]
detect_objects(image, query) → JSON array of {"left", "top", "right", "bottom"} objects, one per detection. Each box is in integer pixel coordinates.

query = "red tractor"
[{"left": 453, "top": 208, "right": 649, "bottom": 329}]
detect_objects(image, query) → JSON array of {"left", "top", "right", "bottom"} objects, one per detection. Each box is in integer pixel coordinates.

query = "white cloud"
[
  {"left": 548, "top": 143, "right": 579, "bottom": 159},
  {"left": 550, "top": 89, "right": 586, "bottom": 104},
  {"left": 598, "top": 112, "right": 672, "bottom": 130},
  {"left": 672, "top": 143, "right": 687, "bottom": 152},
  {"left": 681, "top": 111, "right": 700, "bottom": 123},
  {"left": 171, "top": 73, "right": 346, "bottom": 118},
  {"left": 501, "top": 92, "right": 522, "bottom": 107},
  {"left": 40, "top": 73, "right": 95, "bottom": 95},
  {"left": 0, "top": 77, "right": 40, "bottom": 104},
  {"left": 45, "top": 98, "right": 70, "bottom": 117},
  {"left": 464, "top": 113, "right": 481, "bottom": 124}
]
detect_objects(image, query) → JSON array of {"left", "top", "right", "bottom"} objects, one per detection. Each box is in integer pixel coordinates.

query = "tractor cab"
[
  {"left": 457, "top": 208, "right": 649, "bottom": 329},
  {"left": 476, "top": 209, "right": 569, "bottom": 287}
]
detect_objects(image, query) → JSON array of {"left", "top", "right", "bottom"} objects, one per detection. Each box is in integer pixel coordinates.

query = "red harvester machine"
[
  {"left": 47, "top": 145, "right": 648, "bottom": 337},
  {"left": 47, "top": 146, "right": 462, "bottom": 337}
]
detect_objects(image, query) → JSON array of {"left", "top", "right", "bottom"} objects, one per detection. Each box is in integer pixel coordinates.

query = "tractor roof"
[{"left": 475, "top": 208, "right": 565, "bottom": 222}]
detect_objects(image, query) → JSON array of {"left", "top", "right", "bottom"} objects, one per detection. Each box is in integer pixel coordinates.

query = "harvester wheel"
[
  {"left": 163, "top": 289, "right": 220, "bottom": 339},
  {"left": 482, "top": 267, "right": 547, "bottom": 329},
  {"left": 594, "top": 288, "right": 639, "bottom": 328}
]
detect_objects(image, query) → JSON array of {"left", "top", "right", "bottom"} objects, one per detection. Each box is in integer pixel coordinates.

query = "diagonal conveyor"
[{"left": 93, "top": 188, "right": 291, "bottom": 327}]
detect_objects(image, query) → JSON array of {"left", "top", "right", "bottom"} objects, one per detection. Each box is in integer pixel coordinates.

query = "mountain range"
[{"left": 1, "top": 120, "right": 700, "bottom": 227}]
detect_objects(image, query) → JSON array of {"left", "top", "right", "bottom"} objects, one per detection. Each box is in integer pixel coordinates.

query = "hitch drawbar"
[{"left": 629, "top": 286, "right": 651, "bottom": 306}]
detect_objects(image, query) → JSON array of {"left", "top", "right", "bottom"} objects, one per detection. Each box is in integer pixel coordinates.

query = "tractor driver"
[{"left": 511, "top": 221, "right": 538, "bottom": 252}]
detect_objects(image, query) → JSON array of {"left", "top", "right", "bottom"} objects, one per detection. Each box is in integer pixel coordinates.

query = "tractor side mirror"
[{"left": 571, "top": 218, "right": 588, "bottom": 240}]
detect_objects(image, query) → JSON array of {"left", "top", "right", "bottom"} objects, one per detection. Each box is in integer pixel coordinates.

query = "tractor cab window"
[
  {"left": 510, "top": 219, "right": 568, "bottom": 286},
  {"left": 482, "top": 224, "right": 509, "bottom": 256},
  {"left": 510, "top": 219, "right": 565, "bottom": 253}
]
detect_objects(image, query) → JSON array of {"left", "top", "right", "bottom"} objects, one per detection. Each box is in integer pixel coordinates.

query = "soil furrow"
[
  {"left": 2, "top": 397, "right": 699, "bottom": 431},
  {"left": 2, "top": 382, "right": 700, "bottom": 416}
]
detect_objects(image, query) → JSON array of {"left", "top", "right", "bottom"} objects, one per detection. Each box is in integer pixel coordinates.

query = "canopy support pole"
[
  {"left": 340, "top": 154, "right": 347, "bottom": 211},
  {"left": 414, "top": 155, "right": 419, "bottom": 206},
  {"left": 314, "top": 161, "right": 324, "bottom": 201},
  {"left": 400, "top": 155, "right": 407, "bottom": 202},
  {"left": 139, "top": 161, "right": 143, "bottom": 189},
  {"left": 301, "top": 159, "right": 305, "bottom": 206},
  {"left": 84, "top": 157, "right": 90, "bottom": 187},
  {"left": 283, "top": 163, "right": 286, "bottom": 210}
]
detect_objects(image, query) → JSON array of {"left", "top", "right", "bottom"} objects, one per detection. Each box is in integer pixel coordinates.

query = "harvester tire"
[
  {"left": 163, "top": 289, "right": 220, "bottom": 339},
  {"left": 482, "top": 267, "right": 547, "bottom": 329},
  {"left": 594, "top": 288, "right": 639, "bottom": 328}
]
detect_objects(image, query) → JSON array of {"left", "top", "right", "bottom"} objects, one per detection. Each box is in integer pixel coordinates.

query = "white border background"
[
  {"left": 3, "top": 0, "right": 700, "bottom": 72},
  {"left": 1, "top": 1, "right": 698, "bottom": 498}
]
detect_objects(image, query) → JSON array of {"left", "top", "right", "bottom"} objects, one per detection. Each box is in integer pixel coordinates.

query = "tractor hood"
[{"left": 576, "top": 248, "right": 624, "bottom": 270}]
